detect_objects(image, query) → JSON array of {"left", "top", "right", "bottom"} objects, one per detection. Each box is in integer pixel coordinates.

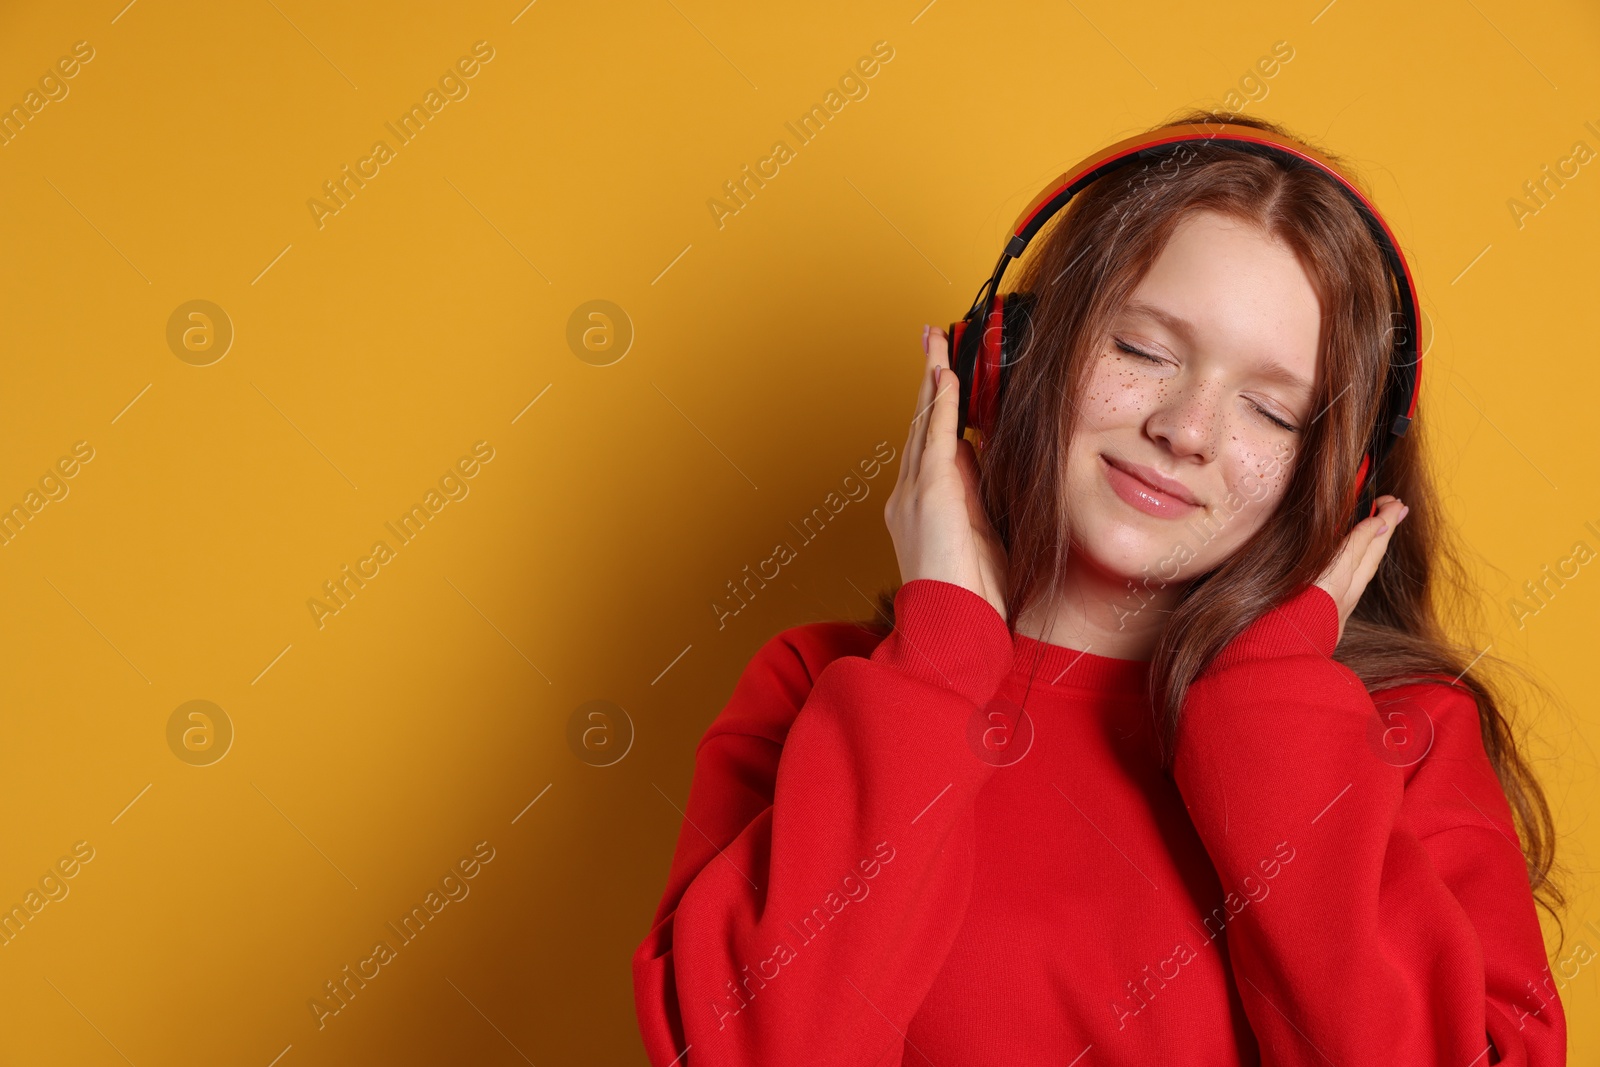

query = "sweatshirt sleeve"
[
  {"left": 1172, "top": 584, "right": 1566, "bottom": 1066},
  {"left": 632, "top": 578, "right": 1016, "bottom": 1067}
]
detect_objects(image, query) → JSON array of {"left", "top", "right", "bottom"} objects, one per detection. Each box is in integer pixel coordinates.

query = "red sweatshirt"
[{"left": 633, "top": 578, "right": 1565, "bottom": 1065}]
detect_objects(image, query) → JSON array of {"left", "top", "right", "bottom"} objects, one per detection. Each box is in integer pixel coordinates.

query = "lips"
[{"left": 1101, "top": 454, "right": 1202, "bottom": 519}]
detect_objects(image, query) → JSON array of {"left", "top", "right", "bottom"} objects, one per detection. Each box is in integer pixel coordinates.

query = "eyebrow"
[{"left": 1121, "top": 301, "right": 1314, "bottom": 396}]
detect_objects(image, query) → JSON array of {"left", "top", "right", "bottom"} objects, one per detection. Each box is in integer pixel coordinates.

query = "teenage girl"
[{"left": 633, "top": 110, "right": 1564, "bottom": 1066}]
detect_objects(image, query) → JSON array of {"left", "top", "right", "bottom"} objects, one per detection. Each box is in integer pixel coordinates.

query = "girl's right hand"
[{"left": 883, "top": 325, "right": 1010, "bottom": 620}]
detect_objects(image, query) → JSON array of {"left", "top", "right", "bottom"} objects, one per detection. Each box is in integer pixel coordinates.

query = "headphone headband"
[{"left": 951, "top": 120, "right": 1423, "bottom": 523}]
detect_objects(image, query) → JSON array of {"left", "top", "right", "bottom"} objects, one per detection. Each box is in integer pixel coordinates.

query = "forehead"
[{"left": 1121, "top": 210, "right": 1322, "bottom": 390}]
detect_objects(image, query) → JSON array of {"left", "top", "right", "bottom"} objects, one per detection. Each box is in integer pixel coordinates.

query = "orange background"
[{"left": 0, "top": 1, "right": 1595, "bottom": 1063}]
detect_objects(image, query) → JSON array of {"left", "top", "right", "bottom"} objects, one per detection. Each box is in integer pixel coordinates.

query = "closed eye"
[
  {"left": 1251, "top": 403, "right": 1298, "bottom": 433},
  {"left": 1114, "top": 339, "right": 1164, "bottom": 364},
  {"left": 1117, "top": 339, "right": 1299, "bottom": 432}
]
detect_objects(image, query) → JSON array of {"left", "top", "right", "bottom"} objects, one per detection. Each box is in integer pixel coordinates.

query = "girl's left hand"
[{"left": 1314, "top": 494, "right": 1410, "bottom": 643}]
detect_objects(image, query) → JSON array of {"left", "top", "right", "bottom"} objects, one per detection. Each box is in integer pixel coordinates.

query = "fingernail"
[
  {"left": 921, "top": 324, "right": 930, "bottom": 354},
  {"left": 1398, "top": 505, "right": 1410, "bottom": 521},
  {"left": 1377, "top": 521, "right": 1389, "bottom": 534},
  {"left": 934, "top": 365, "right": 942, "bottom": 387}
]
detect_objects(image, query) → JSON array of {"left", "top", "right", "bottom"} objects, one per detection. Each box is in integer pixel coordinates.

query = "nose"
[{"left": 1144, "top": 376, "right": 1222, "bottom": 463}]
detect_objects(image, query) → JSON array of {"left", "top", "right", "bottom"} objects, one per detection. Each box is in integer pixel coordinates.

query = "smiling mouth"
[{"left": 1100, "top": 454, "right": 1203, "bottom": 519}]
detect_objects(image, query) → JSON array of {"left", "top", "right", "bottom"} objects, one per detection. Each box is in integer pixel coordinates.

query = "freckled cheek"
[
  {"left": 1224, "top": 439, "right": 1295, "bottom": 506},
  {"left": 1082, "top": 361, "right": 1164, "bottom": 427}
]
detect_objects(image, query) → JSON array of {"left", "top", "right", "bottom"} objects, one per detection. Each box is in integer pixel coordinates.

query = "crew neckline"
[{"left": 1008, "top": 628, "right": 1151, "bottom": 694}]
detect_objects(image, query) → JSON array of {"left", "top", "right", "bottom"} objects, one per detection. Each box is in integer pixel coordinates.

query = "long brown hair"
[{"left": 862, "top": 109, "right": 1562, "bottom": 921}]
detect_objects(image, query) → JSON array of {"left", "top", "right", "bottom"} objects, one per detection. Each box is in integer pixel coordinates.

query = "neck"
[{"left": 1013, "top": 552, "right": 1185, "bottom": 662}]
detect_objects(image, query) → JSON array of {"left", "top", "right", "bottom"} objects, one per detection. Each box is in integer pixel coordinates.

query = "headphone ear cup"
[
  {"left": 1348, "top": 452, "right": 1376, "bottom": 526},
  {"left": 997, "top": 290, "right": 1036, "bottom": 409},
  {"left": 948, "top": 317, "right": 977, "bottom": 439},
  {"left": 950, "top": 289, "right": 1037, "bottom": 445},
  {"left": 950, "top": 297, "right": 1002, "bottom": 442}
]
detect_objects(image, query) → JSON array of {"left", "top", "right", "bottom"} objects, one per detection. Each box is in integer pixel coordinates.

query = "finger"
[
  {"left": 929, "top": 324, "right": 951, "bottom": 366},
  {"left": 1318, "top": 507, "right": 1386, "bottom": 591},
  {"left": 1343, "top": 509, "right": 1388, "bottom": 566},
  {"left": 1351, "top": 497, "right": 1407, "bottom": 591},
  {"left": 907, "top": 328, "right": 954, "bottom": 487},
  {"left": 1345, "top": 494, "right": 1396, "bottom": 537},
  {"left": 923, "top": 357, "right": 961, "bottom": 481},
  {"left": 895, "top": 326, "right": 941, "bottom": 496}
]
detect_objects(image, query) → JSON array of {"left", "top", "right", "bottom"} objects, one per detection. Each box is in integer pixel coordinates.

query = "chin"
[
  {"left": 1070, "top": 489, "right": 1258, "bottom": 592},
  {"left": 1075, "top": 515, "right": 1191, "bottom": 587},
  {"left": 1063, "top": 445, "right": 1279, "bottom": 592}
]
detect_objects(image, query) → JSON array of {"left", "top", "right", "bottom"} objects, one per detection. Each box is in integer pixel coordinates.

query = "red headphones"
[{"left": 948, "top": 120, "right": 1422, "bottom": 524}]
